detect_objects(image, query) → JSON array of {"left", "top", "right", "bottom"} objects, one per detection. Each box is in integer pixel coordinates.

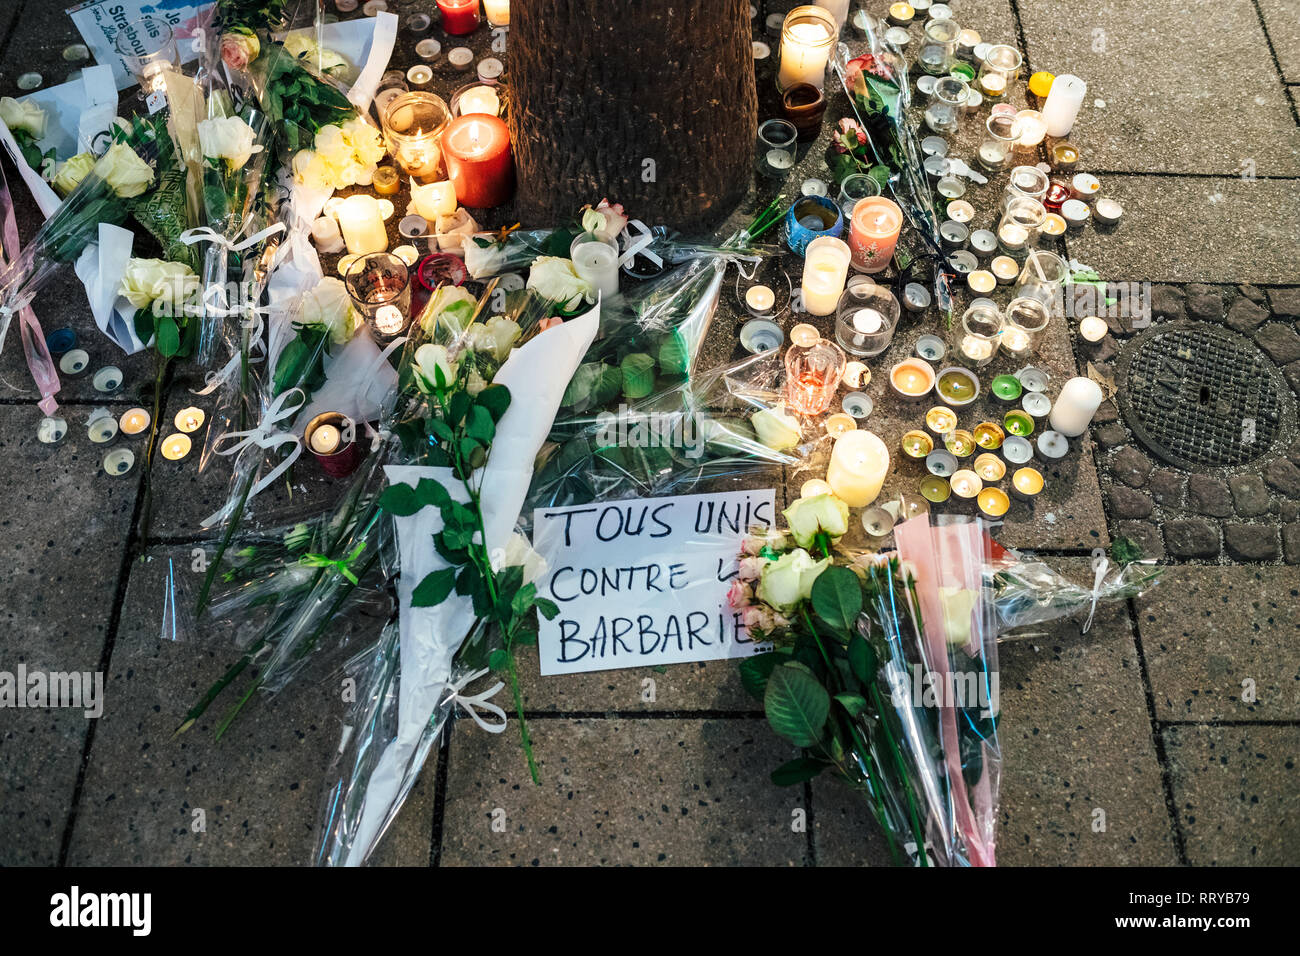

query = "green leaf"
[
  {"left": 534, "top": 597, "right": 559, "bottom": 621},
  {"left": 833, "top": 692, "right": 869, "bottom": 718},
  {"left": 378, "top": 483, "right": 422, "bottom": 516},
  {"left": 456, "top": 563, "right": 480, "bottom": 596},
  {"left": 488, "top": 648, "right": 509, "bottom": 670},
  {"left": 428, "top": 417, "right": 454, "bottom": 442},
  {"left": 770, "top": 756, "right": 827, "bottom": 787},
  {"left": 763, "top": 664, "right": 830, "bottom": 748},
  {"left": 447, "top": 389, "right": 471, "bottom": 427},
  {"left": 847, "top": 635, "right": 878, "bottom": 686},
  {"left": 415, "top": 478, "right": 451, "bottom": 510},
  {"left": 657, "top": 332, "right": 689, "bottom": 377},
  {"left": 465, "top": 404, "right": 495, "bottom": 446},
  {"left": 476, "top": 384, "right": 511, "bottom": 422},
  {"left": 738, "top": 651, "right": 783, "bottom": 700},
  {"left": 411, "top": 567, "right": 457, "bottom": 607},
  {"left": 155, "top": 315, "right": 181, "bottom": 358},
  {"left": 620, "top": 352, "right": 656, "bottom": 400},
  {"left": 810, "top": 565, "right": 863, "bottom": 635}
]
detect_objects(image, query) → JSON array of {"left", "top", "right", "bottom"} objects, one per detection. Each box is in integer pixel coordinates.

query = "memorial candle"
[
  {"left": 826, "top": 430, "right": 890, "bottom": 507},
  {"left": 778, "top": 6, "right": 837, "bottom": 91},
  {"left": 442, "top": 114, "right": 514, "bottom": 208},
  {"left": 337, "top": 195, "right": 388, "bottom": 255},
  {"left": 800, "top": 237, "right": 851, "bottom": 316},
  {"left": 848, "top": 197, "right": 903, "bottom": 273},
  {"left": 412, "top": 180, "right": 458, "bottom": 220},
  {"left": 482, "top": 0, "right": 509, "bottom": 26},
  {"left": 1049, "top": 376, "right": 1103, "bottom": 437},
  {"left": 1042, "top": 73, "right": 1086, "bottom": 138},
  {"left": 437, "top": 0, "right": 481, "bottom": 35}
]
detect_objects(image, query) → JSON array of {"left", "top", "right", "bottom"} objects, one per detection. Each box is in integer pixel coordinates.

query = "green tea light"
[
  {"left": 936, "top": 367, "right": 980, "bottom": 405},
  {"left": 1003, "top": 409, "right": 1035, "bottom": 437},
  {"left": 920, "top": 475, "right": 952, "bottom": 503},
  {"left": 991, "top": 374, "right": 1023, "bottom": 401}
]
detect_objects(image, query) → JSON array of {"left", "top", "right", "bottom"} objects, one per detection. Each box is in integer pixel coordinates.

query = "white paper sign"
[
  {"left": 68, "top": 0, "right": 212, "bottom": 90},
  {"left": 532, "top": 489, "right": 777, "bottom": 676}
]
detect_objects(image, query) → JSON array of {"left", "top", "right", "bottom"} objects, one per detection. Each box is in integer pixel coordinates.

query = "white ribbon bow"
[
  {"left": 618, "top": 219, "right": 661, "bottom": 269},
  {"left": 179, "top": 221, "right": 287, "bottom": 254},
  {"left": 200, "top": 387, "right": 307, "bottom": 528},
  {"left": 435, "top": 668, "right": 508, "bottom": 733},
  {"left": 1082, "top": 547, "right": 1110, "bottom": 634}
]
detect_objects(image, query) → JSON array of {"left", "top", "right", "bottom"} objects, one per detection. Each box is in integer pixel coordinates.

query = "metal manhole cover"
[{"left": 1115, "top": 321, "right": 1286, "bottom": 469}]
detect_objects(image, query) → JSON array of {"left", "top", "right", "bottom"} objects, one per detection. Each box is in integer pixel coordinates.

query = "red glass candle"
[
  {"left": 442, "top": 114, "right": 514, "bottom": 208},
  {"left": 437, "top": 0, "right": 481, "bottom": 35},
  {"left": 1043, "top": 181, "right": 1071, "bottom": 213}
]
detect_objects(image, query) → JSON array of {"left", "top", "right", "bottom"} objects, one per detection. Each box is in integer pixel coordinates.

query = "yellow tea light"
[
  {"left": 977, "top": 486, "right": 1010, "bottom": 517},
  {"left": 393, "top": 244, "right": 421, "bottom": 266},
  {"left": 890, "top": 358, "right": 935, "bottom": 399},
  {"left": 790, "top": 323, "right": 821, "bottom": 347},
  {"left": 974, "top": 452, "right": 1005, "bottom": 481},
  {"left": 967, "top": 269, "right": 996, "bottom": 294},
  {"left": 1012, "top": 466, "right": 1044, "bottom": 498},
  {"left": 800, "top": 478, "right": 834, "bottom": 498},
  {"left": 949, "top": 469, "right": 983, "bottom": 499},
  {"left": 973, "top": 421, "right": 1005, "bottom": 449},
  {"left": 161, "top": 433, "right": 192, "bottom": 461},
  {"left": 1041, "top": 212, "right": 1066, "bottom": 236},
  {"left": 902, "top": 430, "right": 934, "bottom": 458},
  {"left": 925, "top": 405, "right": 958, "bottom": 434},
  {"left": 174, "top": 407, "right": 205, "bottom": 433},
  {"left": 824, "top": 413, "right": 857, "bottom": 438},
  {"left": 920, "top": 475, "right": 951, "bottom": 503},
  {"left": 337, "top": 253, "right": 360, "bottom": 277},
  {"left": 119, "top": 407, "right": 150, "bottom": 436},
  {"left": 372, "top": 165, "right": 400, "bottom": 196},
  {"left": 944, "top": 429, "right": 976, "bottom": 457}
]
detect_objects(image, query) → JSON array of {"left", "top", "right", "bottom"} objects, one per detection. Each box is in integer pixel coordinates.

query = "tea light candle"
[
  {"left": 1049, "top": 376, "right": 1103, "bottom": 437},
  {"left": 824, "top": 413, "right": 858, "bottom": 438},
  {"left": 311, "top": 423, "right": 342, "bottom": 455},
  {"left": 372, "top": 166, "right": 400, "bottom": 196},
  {"left": 969, "top": 230, "right": 998, "bottom": 256},
  {"left": 412, "top": 180, "right": 458, "bottom": 220},
  {"left": 174, "top": 407, "right": 205, "bottom": 433},
  {"left": 848, "top": 197, "right": 903, "bottom": 273},
  {"left": 947, "top": 199, "right": 975, "bottom": 223},
  {"left": 1036, "top": 430, "right": 1069, "bottom": 459},
  {"left": 118, "top": 407, "right": 150, "bottom": 435},
  {"left": 337, "top": 253, "right": 360, "bottom": 277},
  {"left": 799, "top": 479, "right": 834, "bottom": 500},
  {"left": 739, "top": 318, "right": 783, "bottom": 353},
  {"left": 457, "top": 85, "right": 501, "bottom": 116},
  {"left": 945, "top": 429, "right": 976, "bottom": 458},
  {"left": 393, "top": 244, "right": 421, "bottom": 266},
  {"left": 890, "top": 358, "right": 936, "bottom": 399},
  {"left": 1018, "top": 366, "right": 1050, "bottom": 392},
  {"left": 1079, "top": 315, "right": 1109, "bottom": 342},
  {"left": 407, "top": 64, "right": 433, "bottom": 87},
  {"left": 826, "top": 430, "right": 890, "bottom": 507},
  {"left": 1041, "top": 213, "right": 1067, "bottom": 237},
  {"left": 1051, "top": 140, "right": 1080, "bottom": 170},
  {"left": 1042, "top": 74, "right": 1086, "bottom": 137},
  {"left": 1061, "top": 199, "right": 1091, "bottom": 230},
  {"left": 967, "top": 269, "right": 996, "bottom": 294},
  {"left": 745, "top": 284, "right": 775, "bottom": 314},
  {"left": 1004, "top": 409, "right": 1035, "bottom": 437},
  {"left": 1014, "top": 109, "right": 1047, "bottom": 146},
  {"left": 902, "top": 430, "right": 935, "bottom": 458},
  {"left": 417, "top": 38, "right": 442, "bottom": 61},
  {"left": 477, "top": 57, "right": 504, "bottom": 85},
  {"left": 862, "top": 507, "right": 895, "bottom": 537},
  {"left": 977, "top": 487, "right": 1010, "bottom": 517},
  {"left": 936, "top": 366, "right": 979, "bottom": 406},
  {"left": 801, "top": 237, "right": 852, "bottom": 316},
  {"left": 842, "top": 390, "right": 873, "bottom": 418},
  {"left": 842, "top": 362, "right": 870, "bottom": 390},
  {"left": 778, "top": 9, "right": 837, "bottom": 91},
  {"left": 973, "top": 453, "right": 1005, "bottom": 482},
  {"left": 312, "top": 216, "right": 345, "bottom": 252},
  {"left": 973, "top": 421, "right": 1005, "bottom": 449},
  {"left": 925, "top": 406, "right": 958, "bottom": 434},
  {"left": 997, "top": 222, "right": 1029, "bottom": 253},
  {"left": 949, "top": 469, "right": 983, "bottom": 499},
  {"left": 103, "top": 448, "right": 135, "bottom": 476},
  {"left": 887, "top": 2, "right": 915, "bottom": 26},
  {"left": 1012, "top": 466, "right": 1044, "bottom": 498},
  {"left": 1072, "top": 173, "right": 1101, "bottom": 200},
  {"left": 1002, "top": 436, "right": 1034, "bottom": 465},
  {"left": 449, "top": 47, "right": 474, "bottom": 71},
  {"left": 1094, "top": 198, "right": 1124, "bottom": 225},
  {"left": 915, "top": 334, "right": 945, "bottom": 361},
  {"left": 1001, "top": 325, "right": 1031, "bottom": 356},
  {"left": 920, "top": 475, "right": 951, "bottom": 503},
  {"left": 483, "top": 0, "right": 509, "bottom": 24},
  {"left": 926, "top": 450, "right": 958, "bottom": 477},
  {"left": 443, "top": 114, "right": 514, "bottom": 208},
  {"left": 991, "top": 255, "right": 1020, "bottom": 283},
  {"left": 337, "top": 195, "right": 388, "bottom": 255},
  {"left": 161, "top": 434, "right": 192, "bottom": 461},
  {"left": 991, "top": 374, "right": 1022, "bottom": 401}
]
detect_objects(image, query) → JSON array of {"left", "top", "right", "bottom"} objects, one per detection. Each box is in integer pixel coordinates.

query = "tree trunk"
[{"left": 507, "top": 0, "right": 758, "bottom": 229}]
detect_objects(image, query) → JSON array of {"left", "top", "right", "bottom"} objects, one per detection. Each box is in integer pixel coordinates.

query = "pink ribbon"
[{"left": 0, "top": 160, "right": 59, "bottom": 414}]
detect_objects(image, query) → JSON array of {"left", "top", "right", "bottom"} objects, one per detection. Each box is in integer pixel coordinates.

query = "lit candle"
[
  {"left": 571, "top": 235, "right": 620, "bottom": 299},
  {"left": 800, "top": 236, "right": 851, "bottom": 316},
  {"left": 998, "top": 222, "right": 1029, "bottom": 253},
  {"left": 1079, "top": 315, "right": 1109, "bottom": 342},
  {"left": 801, "top": 478, "right": 834, "bottom": 498},
  {"left": 457, "top": 85, "right": 501, "bottom": 116},
  {"left": 745, "top": 284, "right": 776, "bottom": 314},
  {"left": 886, "top": 1, "right": 914, "bottom": 26},
  {"left": 980, "top": 72, "right": 1006, "bottom": 97},
  {"left": 778, "top": 7, "right": 837, "bottom": 92},
  {"left": 991, "top": 256, "right": 1020, "bottom": 283},
  {"left": 1042, "top": 73, "right": 1086, "bottom": 138},
  {"left": 902, "top": 430, "right": 934, "bottom": 458},
  {"left": 974, "top": 453, "right": 1005, "bottom": 482},
  {"left": 119, "top": 407, "right": 150, "bottom": 436},
  {"left": 949, "top": 469, "right": 983, "bottom": 499},
  {"left": 412, "top": 180, "right": 459, "bottom": 220},
  {"left": 1001, "top": 326, "right": 1031, "bottom": 355},
  {"left": 826, "top": 430, "right": 890, "bottom": 507},
  {"left": 1015, "top": 109, "right": 1046, "bottom": 146},
  {"left": 977, "top": 487, "right": 1010, "bottom": 517},
  {"left": 925, "top": 406, "right": 957, "bottom": 434},
  {"left": 310, "top": 424, "right": 342, "bottom": 455},
  {"left": 161, "top": 434, "right": 192, "bottom": 461},
  {"left": 482, "top": 0, "right": 509, "bottom": 25},
  {"left": 312, "top": 216, "right": 345, "bottom": 253},
  {"left": 824, "top": 413, "right": 857, "bottom": 438},
  {"left": 848, "top": 197, "right": 903, "bottom": 273},
  {"left": 174, "top": 407, "right": 205, "bottom": 433},
  {"left": 920, "top": 475, "right": 951, "bottom": 503},
  {"left": 1012, "top": 466, "right": 1044, "bottom": 499},
  {"left": 890, "top": 358, "right": 935, "bottom": 398},
  {"left": 967, "top": 270, "right": 996, "bottom": 294},
  {"left": 944, "top": 429, "right": 976, "bottom": 458},
  {"left": 442, "top": 114, "right": 514, "bottom": 208},
  {"left": 337, "top": 195, "right": 388, "bottom": 255},
  {"left": 1049, "top": 376, "right": 1103, "bottom": 437},
  {"left": 436, "top": 0, "right": 481, "bottom": 35},
  {"left": 973, "top": 421, "right": 1005, "bottom": 449},
  {"left": 372, "top": 166, "right": 400, "bottom": 195}
]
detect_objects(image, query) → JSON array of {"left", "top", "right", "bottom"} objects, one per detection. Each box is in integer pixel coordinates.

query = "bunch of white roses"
[{"left": 291, "top": 117, "right": 386, "bottom": 191}]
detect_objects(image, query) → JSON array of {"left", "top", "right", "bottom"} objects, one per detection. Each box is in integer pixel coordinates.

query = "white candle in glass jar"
[
  {"left": 800, "top": 237, "right": 851, "bottom": 316},
  {"left": 337, "top": 195, "right": 388, "bottom": 254},
  {"left": 826, "top": 430, "right": 890, "bottom": 507},
  {"left": 779, "top": 13, "right": 836, "bottom": 91},
  {"left": 482, "top": 0, "right": 509, "bottom": 25},
  {"left": 1042, "top": 73, "right": 1086, "bottom": 137},
  {"left": 1049, "top": 376, "right": 1103, "bottom": 437}
]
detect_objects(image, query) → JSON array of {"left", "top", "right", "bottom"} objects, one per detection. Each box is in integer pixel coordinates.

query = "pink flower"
[
  {"left": 220, "top": 29, "right": 258, "bottom": 72},
  {"left": 737, "top": 556, "right": 765, "bottom": 583},
  {"left": 742, "top": 606, "right": 775, "bottom": 631},
  {"left": 727, "top": 579, "right": 752, "bottom": 609},
  {"left": 834, "top": 117, "right": 867, "bottom": 154},
  {"left": 537, "top": 316, "right": 564, "bottom": 331}
]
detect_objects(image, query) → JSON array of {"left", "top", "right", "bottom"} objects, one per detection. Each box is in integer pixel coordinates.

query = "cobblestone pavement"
[{"left": 0, "top": 0, "right": 1296, "bottom": 866}]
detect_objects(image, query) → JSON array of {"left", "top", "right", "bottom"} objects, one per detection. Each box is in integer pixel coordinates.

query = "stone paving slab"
[
  {"left": 1257, "top": 0, "right": 1300, "bottom": 84},
  {"left": 1016, "top": 0, "right": 1300, "bottom": 176},
  {"left": 0, "top": 402, "right": 136, "bottom": 864},
  {"left": 439, "top": 717, "right": 809, "bottom": 865},
  {"left": 1163, "top": 724, "right": 1299, "bottom": 866},
  {"left": 1064, "top": 177, "right": 1300, "bottom": 284},
  {"left": 1135, "top": 566, "right": 1300, "bottom": 722},
  {"left": 64, "top": 544, "right": 421, "bottom": 865}
]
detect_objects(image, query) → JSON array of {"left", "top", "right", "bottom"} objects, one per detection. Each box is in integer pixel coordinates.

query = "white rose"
[
  {"left": 118, "top": 258, "right": 199, "bottom": 313},
  {"left": 198, "top": 115, "right": 263, "bottom": 171},
  {"left": 51, "top": 152, "right": 96, "bottom": 196},
  {"left": 481, "top": 316, "right": 521, "bottom": 360},
  {"left": 784, "top": 493, "right": 850, "bottom": 549},
  {"left": 95, "top": 143, "right": 154, "bottom": 198},
  {"left": 757, "top": 548, "right": 830, "bottom": 613},
  {"left": 413, "top": 343, "right": 459, "bottom": 393},
  {"left": 750, "top": 407, "right": 801, "bottom": 451},
  {"left": 0, "top": 96, "right": 47, "bottom": 138},
  {"left": 300, "top": 278, "right": 357, "bottom": 345},
  {"left": 500, "top": 532, "right": 547, "bottom": 586},
  {"left": 284, "top": 35, "right": 352, "bottom": 78},
  {"left": 526, "top": 256, "right": 593, "bottom": 310}
]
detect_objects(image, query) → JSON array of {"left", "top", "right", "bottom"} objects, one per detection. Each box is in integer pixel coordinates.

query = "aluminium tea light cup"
[
  {"left": 1072, "top": 173, "right": 1101, "bottom": 201},
  {"left": 940, "top": 219, "right": 969, "bottom": 248},
  {"left": 842, "top": 391, "right": 874, "bottom": 419},
  {"left": 1041, "top": 212, "right": 1067, "bottom": 237},
  {"left": 1094, "top": 198, "right": 1124, "bottom": 225},
  {"left": 399, "top": 215, "right": 429, "bottom": 238},
  {"left": 902, "top": 430, "right": 935, "bottom": 458},
  {"left": 1036, "top": 430, "right": 1070, "bottom": 460},
  {"left": 448, "top": 47, "right": 474, "bottom": 71},
  {"left": 890, "top": 358, "right": 936, "bottom": 399},
  {"left": 925, "top": 405, "right": 959, "bottom": 434},
  {"left": 753, "top": 41, "right": 771, "bottom": 59},
  {"left": 406, "top": 11, "right": 432, "bottom": 31},
  {"left": 969, "top": 229, "right": 998, "bottom": 255},
  {"left": 739, "top": 318, "right": 784, "bottom": 354},
  {"left": 1061, "top": 199, "right": 1090, "bottom": 230},
  {"left": 861, "top": 506, "right": 896, "bottom": 537},
  {"left": 974, "top": 421, "right": 1005, "bottom": 449},
  {"left": 1003, "top": 409, "right": 1035, "bottom": 437},
  {"left": 37, "top": 417, "right": 67, "bottom": 444},
  {"left": 1017, "top": 365, "right": 1050, "bottom": 392},
  {"left": 59, "top": 349, "right": 89, "bottom": 376},
  {"left": 884, "top": 26, "right": 911, "bottom": 48},
  {"left": 843, "top": 362, "right": 871, "bottom": 389},
  {"left": 1021, "top": 390, "right": 1052, "bottom": 417},
  {"left": 977, "top": 487, "right": 1011, "bottom": 518},
  {"left": 947, "top": 250, "right": 978, "bottom": 274},
  {"left": 824, "top": 413, "right": 858, "bottom": 438},
  {"left": 174, "top": 407, "right": 205, "bottom": 433},
  {"left": 926, "top": 449, "right": 959, "bottom": 477},
  {"left": 766, "top": 12, "right": 785, "bottom": 34},
  {"left": 917, "top": 75, "right": 939, "bottom": 98},
  {"left": 103, "top": 448, "right": 135, "bottom": 477},
  {"left": 991, "top": 255, "right": 1020, "bottom": 283},
  {"left": 1002, "top": 435, "right": 1034, "bottom": 464},
  {"left": 949, "top": 469, "right": 983, "bottom": 499},
  {"left": 921, "top": 135, "right": 947, "bottom": 156},
  {"left": 160, "top": 433, "right": 192, "bottom": 461},
  {"left": 936, "top": 366, "right": 980, "bottom": 406},
  {"left": 887, "top": 2, "right": 915, "bottom": 27},
  {"left": 924, "top": 155, "right": 950, "bottom": 178},
  {"left": 904, "top": 283, "right": 933, "bottom": 313},
  {"left": 477, "top": 57, "right": 504, "bottom": 85},
  {"left": 936, "top": 176, "right": 967, "bottom": 200},
  {"left": 967, "top": 269, "right": 996, "bottom": 294},
  {"left": 87, "top": 410, "right": 118, "bottom": 444},
  {"left": 920, "top": 475, "right": 951, "bottom": 503},
  {"left": 947, "top": 199, "right": 975, "bottom": 223},
  {"left": 974, "top": 452, "right": 1006, "bottom": 482},
  {"left": 416, "top": 38, "right": 442, "bottom": 61},
  {"left": 1012, "top": 466, "right": 1045, "bottom": 499},
  {"left": 944, "top": 429, "right": 976, "bottom": 458},
  {"left": 406, "top": 64, "right": 433, "bottom": 87},
  {"left": 991, "top": 374, "right": 1023, "bottom": 401},
  {"left": 93, "top": 366, "right": 122, "bottom": 393},
  {"left": 119, "top": 407, "right": 150, "bottom": 436},
  {"left": 801, "top": 478, "right": 834, "bottom": 498},
  {"left": 915, "top": 333, "right": 945, "bottom": 361}
]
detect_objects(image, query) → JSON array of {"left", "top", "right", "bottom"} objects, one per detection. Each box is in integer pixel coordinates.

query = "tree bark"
[{"left": 507, "top": 0, "right": 758, "bottom": 229}]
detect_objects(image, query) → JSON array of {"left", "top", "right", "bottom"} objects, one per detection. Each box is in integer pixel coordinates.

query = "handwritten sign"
[
  {"left": 532, "top": 489, "right": 776, "bottom": 676},
  {"left": 68, "top": 0, "right": 211, "bottom": 90}
]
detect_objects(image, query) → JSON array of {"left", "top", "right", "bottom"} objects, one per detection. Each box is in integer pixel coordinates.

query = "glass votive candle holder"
[
  {"left": 918, "top": 17, "right": 961, "bottom": 75},
  {"left": 997, "top": 197, "right": 1047, "bottom": 256},
  {"left": 436, "top": 0, "right": 481, "bottom": 35},
  {"left": 113, "top": 16, "right": 179, "bottom": 95},
  {"left": 1003, "top": 165, "right": 1050, "bottom": 212},
  {"left": 381, "top": 91, "right": 451, "bottom": 181},
  {"left": 847, "top": 196, "right": 903, "bottom": 273},
  {"left": 1013, "top": 249, "right": 1069, "bottom": 309},
  {"left": 924, "top": 75, "right": 969, "bottom": 134},
  {"left": 785, "top": 333, "right": 847, "bottom": 415},
  {"left": 781, "top": 82, "right": 828, "bottom": 142},
  {"left": 835, "top": 282, "right": 900, "bottom": 357},
  {"left": 977, "top": 113, "right": 1020, "bottom": 171},
  {"left": 345, "top": 253, "right": 412, "bottom": 339},
  {"left": 1001, "top": 296, "right": 1050, "bottom": 357},
  {"left": 1014, "top": 109, "right": 1047, "bottom": 147},
  {"left": 757, "top": 119, "right": 798, "bottom": 179},
  {"left": 786, "top": 195, "right": 844, "bottom": 257},
  {"left": 838, "top": 172, "right": 881, "bottom": 218},
  {"left": 976, "top": 44, "right": 1022, "bottom": 99},
  {"left": 954, "top": 302, "right": 1003, "bottom": 368},
  {"left": 778, "top": 5, "right": 838, "bottom": 92}
]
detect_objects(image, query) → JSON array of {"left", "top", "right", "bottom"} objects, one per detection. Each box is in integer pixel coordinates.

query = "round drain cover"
[{"left": 1116, "top": 321, "right": 1287, "bottom": 469}]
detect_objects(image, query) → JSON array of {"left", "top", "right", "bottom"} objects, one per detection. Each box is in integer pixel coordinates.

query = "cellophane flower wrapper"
[
  {"left": 990, "top": 556, "right": 1163, "bottom": 635},
  {"left": 529, "top": 347, "right": 824, "bottom": 511},
  {"left": 893, "top": 513, "right": 1001, "bottom": 866},
  {"left": 463, "top": 227, "right": 579, "bottom": 281}
]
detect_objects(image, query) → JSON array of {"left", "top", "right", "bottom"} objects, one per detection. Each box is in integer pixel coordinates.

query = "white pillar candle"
[
  {"left": 337, "top": 195, "right": 388, "bottom": 255},
  {"left": 778, "top": 9, "right": 836, "bottom": 91},
  {"left": 1042, "top": 73, "right": 1086, "bottom": 138},
  {"left": 457, "top": 85, "right": 501, "bottom": 116},
  {"left": 311, "top": 216, "right": 345, "bottom": 253},
  {"left": 571, "top": 237, "right": 620, "bottom": 299},
  {"left": 826, "top": 430, "right": 890, "bottom": 507},
  {"left": 412, "top": 180, "right": 458, "bottom": 220},
  {"left": 482, "top": 0, "right": 509, "bottom": 25},
  {"left": 815, "top": 0, "right": 849, "bottom": 29},
  {"left": 1049, "top": 376, "right": 1103, "bottom": 437},
  {"left": 800, "top": 236, "right": 851, "bottom": 317}
]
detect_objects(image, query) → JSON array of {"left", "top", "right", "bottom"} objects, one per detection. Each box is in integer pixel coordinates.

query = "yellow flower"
[
  {"left": 0, "top": 96, "right": 47, "bottom": 138},
  {"left": 95, "top": 143, "right": 154, "bottom": 198},
  {"left": 51, "top": 152, "right": 96, "bottom": 196}
]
